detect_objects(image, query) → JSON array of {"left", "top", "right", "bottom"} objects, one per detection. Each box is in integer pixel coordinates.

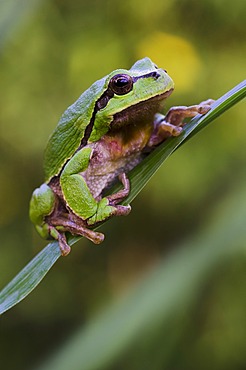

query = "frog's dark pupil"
[{"left": 115, "top": 77, "right": 129, "bottom": 86}]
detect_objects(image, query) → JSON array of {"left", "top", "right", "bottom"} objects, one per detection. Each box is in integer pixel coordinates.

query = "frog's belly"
[{"left": 82, "top": 153, "right": 144, "bottom": 199}]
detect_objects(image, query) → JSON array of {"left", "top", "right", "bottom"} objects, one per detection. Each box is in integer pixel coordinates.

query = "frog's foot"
[
  {"left": 47, "top": 225, "right": 71, "bottom": 256},
  {"left": 87, "top": 173, "right": 131, "bottom": 225},
  {"left": 148, "top": 99, "right": 214, "bottom": 147},
  {"left": 57, "top": 232, "right": 71, "bottom": 256},
  {"left": 50, "top": 218, "right": 105, "bottom": 256},
  {"left": 107, "top": 173, "right": 130, "bottom": 204},
  {"left": 107, "top": 173, "right": 131, "bottom": 216},
  {"left": 112, "top": 204, "right": 131, "bottom": 217},
  {"left": 165, "top": 99, "right": 214, "bottom": 128}
]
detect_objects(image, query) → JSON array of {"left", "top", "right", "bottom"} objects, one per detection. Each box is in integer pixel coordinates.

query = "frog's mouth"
[{"left": 111, "top": 88, "right": 173, "bottom": 130}]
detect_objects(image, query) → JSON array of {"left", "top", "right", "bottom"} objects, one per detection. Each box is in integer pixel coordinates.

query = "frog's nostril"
[{"left": 152, "top": 71, "right": 161, "bottom": 79}]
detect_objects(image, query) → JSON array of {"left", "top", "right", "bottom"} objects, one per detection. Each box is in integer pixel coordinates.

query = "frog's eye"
[{"left": 109, "top": 74, "right": 133, "bottom": 95}]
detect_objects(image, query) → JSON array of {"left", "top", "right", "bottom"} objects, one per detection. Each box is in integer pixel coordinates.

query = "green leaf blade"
[{"left": 0, "top": 242, "right": 61, "bottom": 315}]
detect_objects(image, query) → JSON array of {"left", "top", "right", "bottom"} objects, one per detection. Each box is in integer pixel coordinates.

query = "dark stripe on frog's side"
[
  {"left": 80, "top": 71, "right": 163, "bottom": 147},
  {"left": 80, "top": 88, "right": 114, "bottom": 147}
]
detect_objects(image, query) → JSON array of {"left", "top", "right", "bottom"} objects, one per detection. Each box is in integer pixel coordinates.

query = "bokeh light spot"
[{"left": 137, "top": 32, "right": 202, "bottom": 92}]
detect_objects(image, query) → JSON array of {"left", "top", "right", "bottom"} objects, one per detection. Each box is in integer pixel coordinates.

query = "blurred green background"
[{"left": 0, "top": 0, "right": 245, "bottom": 369}]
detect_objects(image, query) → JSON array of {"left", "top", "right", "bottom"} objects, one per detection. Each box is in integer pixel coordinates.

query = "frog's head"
[{"left": 89, "top": 57, "right": 174, "bottom": 142}]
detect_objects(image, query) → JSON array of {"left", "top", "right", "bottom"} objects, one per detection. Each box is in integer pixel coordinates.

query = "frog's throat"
[{"left": 111, "top": 88, "right": 173, "bottom": 130}]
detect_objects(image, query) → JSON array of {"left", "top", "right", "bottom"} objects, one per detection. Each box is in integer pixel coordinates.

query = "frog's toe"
[
  {"left": 57, "top": 232, "right": 71, "bottom": 256},
  {"left": 160, "top": 122, "right": 182, "bottom": 136},
  {"left": 89, "top": 231, "right": 105, "bottom": 244},
  {"left": 200, "top": 98, "right": 215, "bottom": 106},
  {"left": 197, "top": 105, "right": 211, "bottom": 114},
  {"left": 172, "top": 126, "right": 183, "bottom": 136},
  {"left": 113, "top": 204, "right": 131, "bottom": 216}
]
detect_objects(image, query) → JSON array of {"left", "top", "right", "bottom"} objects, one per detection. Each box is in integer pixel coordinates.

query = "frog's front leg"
[
  {"left": 86, "top": 173, "right": 131, "bottom": 225},
  {"left": 148, "top": 99, "right": 214, "bottom": 147},
  {"left": 60, "top": 147, "right": 131, "bottom": 232},
  {"left": 105, "top": 173, "right": 131, "bottom": 215}
]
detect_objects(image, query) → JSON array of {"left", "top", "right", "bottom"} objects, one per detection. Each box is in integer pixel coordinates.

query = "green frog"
[{"left": 29, "top": 57, "right": 212, "bottom": 255}]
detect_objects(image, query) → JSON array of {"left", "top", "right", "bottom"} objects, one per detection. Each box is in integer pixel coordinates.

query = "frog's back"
[{"left": 44, "top": 77, "right": 107, "bottom": 182}]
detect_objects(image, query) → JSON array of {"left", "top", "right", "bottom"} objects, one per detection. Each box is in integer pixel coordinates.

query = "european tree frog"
[{"left": 29, "top": 57, "right": 212, "bottom": 255}]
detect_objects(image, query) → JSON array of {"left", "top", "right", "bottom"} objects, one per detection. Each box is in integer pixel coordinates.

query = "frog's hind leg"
[
  {"left": 47, "top": 217, "right": 104, "bottom": 256},
  {"left": 50, "top": 216, "right": 105, "bottom": 254}
]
